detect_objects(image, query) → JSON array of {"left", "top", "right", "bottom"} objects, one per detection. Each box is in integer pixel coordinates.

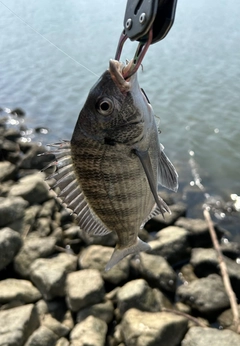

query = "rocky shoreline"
[{"left": 0, "top": 110, "right": 240, "bottom": 346}]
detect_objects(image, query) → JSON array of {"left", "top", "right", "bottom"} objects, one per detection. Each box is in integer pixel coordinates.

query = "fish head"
[{"left": 72, "top": 60, "right": 154, "bottom": 145}]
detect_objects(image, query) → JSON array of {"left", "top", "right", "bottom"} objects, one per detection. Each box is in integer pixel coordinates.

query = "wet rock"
[
  {"left": 14, "top": 236, "right": 57, "bottom": 278},
  {"left": 11, "top": 107, "right": 25, "bottom": 116},
  {"left": 9, "top": 173, "right": 50, "bottom": 204},
  {"left": 25, "top": 325, "right": 59, "bottom": 346},
  {"left": 42, "top": 314, "right": 70, "bottom": 337},
  {"left": 0, "top": 227, "right": 22, "bottom": 270},
  {"left": 66, "top": 269, "right": 105, "bottom": 312},
  {"left": 175, "top": 217, "right": 224, "bottom": 247},
  {"left": 79, "top": 245, "right": 130, "bottom": 285},
  {"left": 70, "top": 315, "right": 107, "bottom": 346},
  {"left": 121, "top": 308, "right": 188, "bottom": 346},
  {"left": 0, "top": 279, "right": 41, "bottom": 304},
  {"left": 0, "top": 161, "right": 16, "bottom": 181},
  {"left": 0, "top": 196, "right": 28, "bottom": 227},
  {"left": 30, "top": 253, "right": 77, "bottom": 300},
  {"left": 177, "top": 274, "right": 230, "bottom": 315},
  {"left": 190, "top": 248, "right": 240, "bottom": 299},
  {"left": 148, "top": 226, "right": 190, "bottom": 265},
  {"left": 182, "top": 326, "right": 240, "bottom": 346},
  {"left": 76, "top": 299, "right": 114, "bottom": 324},
  {"left": 138, "top": 252, "right": 177, "bottom": 293},
  {"left": 0, "top": 304, "right": 39, "bottom": 346},
  {"left": 218, "top": 304, "right": 240, "bottom": 329},
  {"left": 145, "top": 202, "right": 187, "bottom": 232},
  {"left": 116, "top": 279, "right": 160, "bottom": 317}
]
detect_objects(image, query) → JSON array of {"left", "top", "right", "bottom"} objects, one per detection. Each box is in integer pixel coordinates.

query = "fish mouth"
[{"left": 109, "top": 59, "right": 134, "bottom": 93}]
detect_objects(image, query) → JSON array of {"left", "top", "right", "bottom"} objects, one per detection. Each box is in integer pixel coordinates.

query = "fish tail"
[{"left": 105, "top": 237, "right": 151, "bottom": 271}]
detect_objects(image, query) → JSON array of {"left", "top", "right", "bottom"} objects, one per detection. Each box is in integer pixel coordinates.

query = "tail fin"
[{"left": 105, "top": 237, "right": 151, "bottom": 271}]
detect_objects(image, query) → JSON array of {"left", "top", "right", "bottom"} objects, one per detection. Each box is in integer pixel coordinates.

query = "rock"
[
  {"left": 9, "top": 173, "right": 50, "bottom": 204},
  {"left": 39, "top": 199, "right": 56, "bottom": 218},
  {"left": 0, "top": 279, "right": 41, "bottom": 304},
  {"left": 35, "top": 299, "right": 68, "bottom": 322},
  {"left": 148, "top": 226, "right": 190, "bottom": 265},
  {"left": 116, "top": 279, "right": 160, "bottom": 317},
  {"left": 18, "top": 143, "right": 46, "bottom": 170},
  {"left": 25, "top": 325, "right": 59, "bottom": 346},
  {"left": 221, "top": 241, "right": 240, "bottom": 260},
  {"left": 121, "top": 308, "right": 188, "bottom": 346},
  {"left": 35, "top": 217, "right": 52, "bottom": 236},
  {"left": 79, "top": 228, "right": 118, "bottom": 247},
  {"left": 145, "top": 202, "right": 187, "bottom": 232},
  {"left": 179, "top": 263, "right": 198, "bottom": 284},
  {"left": 21, "top": 205, "right": 42, "bottom": 235},
  {"left": 0, "top": 304, "right": 39, "bottom": 346},
  {"left": 0, "top": 196, "right": 28, "bottom": 227},
  {"left": 66, "top": 269, "right": 105, "bottom": 312},
  {"left": 137, "top": 252, "right": 177, "bottom": 293},
  {"left": 0, "top": 161, "right": 16, "bottom": 181},
  {"left": 70, "top": 316, "right": 107, "bottom": 346},
  {"left": 0, "top": 228, "right": 22, "bottom": 270},
  {"left": 76, "top": 299, "right": 114, "bottom": 324},
  {"left": 56, "top": 338, "right": 69, "bottom": 346},
  {"left": 190, "top": 248, "right": 240, "bottom": 299},
  {"left": 175, "top": 217, "right": 224, "bottom": 247},
  {"left": 42, "top": 314, "right": 70, "bottom": 337},
  {"left": 79, "top": 245, "right": 130, "bottom": 285},
  {"left": 14, "top": 236, "right": 57, "bottom": 277},
  {"left": 11, "top": 107, "right": 25, "bottom": 116},
  {"left": 177, "top": 274, "right": 230, "bottom": 315},
  {"left": 30, "top": 253, "right": 77, "bottom": 300},
  {"left": 182, "top": 326, "right": 240, "bottom": 346},
  {"left": 218, "top": 304, "right": 240, "bottom": 329}
]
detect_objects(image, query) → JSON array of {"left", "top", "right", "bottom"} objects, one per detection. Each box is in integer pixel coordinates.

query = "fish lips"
[{"left": 109, "top": 59, "right": 136, "bottom": 93}]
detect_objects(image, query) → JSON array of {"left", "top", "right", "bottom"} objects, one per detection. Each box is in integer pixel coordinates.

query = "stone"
[
  {"left": 0, "top": 304, "right": 39, "bottom": 346},
  {"left": 42, "top": 314, "right": 70, "bottom": 337},
  {"left": 221, "top": 241, "right": 240, "bottom": 260},
  {"left": 179, "top": 263, "right": 198, "bottom": 284},
  {"left": 9, "top": 173, "right": 50, "bottom": 204},
  {"left": 116, "top": 279, "right": 160, "bottom": 317},
  {"left": 19, "top": 143, "right": 47, "bottom": 170},
  {"left": 148, "top": 226, "right": 190, "bottom": 264},
  {"left": 70, "top": 316, "right": 107, "bottom": 346},
  {"left": 25, "top": 325, "right": 59, "bottom": 346},
  {"left": 190, "top": 248, "right": 240, "bottom": 299},
  {"left": 0, "top": 161, "right": 16, "bottom": 181},
  {"left": 30, "top": 253, "right": 77, "bottom": 300},
  {"left": 38, "top": 199, "right": 56, "bottom": 218},
  {"left": 182, "top": 326, "right": 240, "bottom": 346},
  {"left": 218, "top": 304, "right": 240, "bottom": 329},
  {"left": 56, "top": 338, "right": 69, "bottom": 346},
  {"left": 79, "top": 245, "right": 130, "bottom": 285},
  {"left": 35, "top": 299, "right": 68, "bottom": 322},
  {"left": 35, "top": 217, "right": 52, "bottom": 236},
  {"left": 76, "top": 299, "right": 114, "bottom": 324},
  {"left": 175, "top": 217, "right": 224, "bottom": 247},
  {"left": 79, "top": 228, "right": 118, "bottom": 247},
  {"left": 145, "top": 202, "right": 187, "bottom": 232},
  {"left": 0, "top": 279, "right": 41, "bottom": 304},
  {"left": 0, "top": 227, "right": 22, "bottom": 270},
  {"left": 177, "top": 274, "right": 230, "bottom": 315},
  {"left": 14, "top": 236, "right": 57, "bottom": 277},
  {"left": 0, "top": 196, "right": 28, "bottom": 227},
  {"left": 121, "top": 308, "right": 188, "bottom": 346},
  {"left": 138, "top": 252, "right": 177, "bottom": 293},
  {"left": 66, "top": 269, "right": 105, "bottom": 312}
]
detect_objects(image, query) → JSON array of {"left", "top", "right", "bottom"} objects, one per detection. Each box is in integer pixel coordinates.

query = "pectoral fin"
[
  {"left": 158, "top": 144, "right": 178, "bottom": 192},
  {"left": 133, "top": 149, "right": 170, "bottom": 216}
]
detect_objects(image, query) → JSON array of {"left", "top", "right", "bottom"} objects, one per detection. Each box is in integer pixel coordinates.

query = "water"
[{"left": 0, "top": 0, "right": 240, "bottom": 240}]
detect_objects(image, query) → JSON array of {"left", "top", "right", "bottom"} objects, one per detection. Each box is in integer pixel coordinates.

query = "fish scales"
[{"left": 44, "top": 59, "right": 178, "bottom": 270}]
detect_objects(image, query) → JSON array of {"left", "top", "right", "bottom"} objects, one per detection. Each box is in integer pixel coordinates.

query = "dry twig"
[{"left": 162, "top": 308, "right": 208, "bottom": 328}]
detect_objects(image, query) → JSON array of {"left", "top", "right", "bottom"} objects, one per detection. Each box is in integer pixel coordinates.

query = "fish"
[{"left": 44, "top": 59, "right": 178, "bottom": 270}]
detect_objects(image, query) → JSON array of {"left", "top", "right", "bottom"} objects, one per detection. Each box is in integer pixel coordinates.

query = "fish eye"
[{"left": 96, "top": 98, "right": 114, "bottom": 116}]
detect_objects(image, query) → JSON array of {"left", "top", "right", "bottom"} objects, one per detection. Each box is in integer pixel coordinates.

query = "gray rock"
[
  {"left": 70, "top": 316, "right": 107, "bottom": 346},
  {"left": 138, "top": 252, "right": 177, "bottom": 293},
  {"left": 0, "top": 279, "right": 41, "bottom": 304},
  {"left": 79, "top": 245, "right": 130, "bottom": 285},
  {"left": 221, "top": 241, "right": 240, "bottom": 260},
  {"left": 76, "top": 300, "right": 114, "bottom": 324},
  {"left": 116, "top": 279, "right": 160, "bottom": 317},
  {"left": 0, "top": 227, "right": 22, "bottom": 270},
  {"left": 30, "top": 253, "right": 77, "bottom": 300},
  {"left": 56, "top": 338, "right": 69, "bottom": 346},
  {"left": 79, "top": 228, "right": 118, "bottom": 247},
  {"left": 0, "top": 304, "right": 39, "bottom": 346},
  {"left": 217, "top": 304, "right": 240, "bottom": 329},
  {"left": 66, "top": 269, "right": 105, "bottom": 312},
  {"left": 42, "top": 314, "right": 70, "bottom": 337},
  {"left": 35, "top": 299, "right": 68, "bottom": 322},
  {"left": 178, "top": 263, "right": 198, "bottom": 284},
  {"left": 25, "top": 325, "right": 59, "bottom": 346},
  {"left": 148, "top": 226, "right": 190, "bottom": 264},
  {"left": 9, "top": 173, "right": 50, "bottom": 204},
  {"left": 35, "top": 217, "right": 52, "bottom": 236},
  {"left": 14, "top": 236, "right": 57, "bottom": 277},
  {"left": 190, "top": 248, "right": 240, "bottom": 298},
  {"left": 0, "top": 161, "right": 16, "bottom": 181},
  {"left": 21, "top": 205, "right": 42, "bottom": 235},
  {"left": 121, "top": 308, "right": 188, "bottom": 346},
  {"left": 39, "top": 199, "right": 56, "bottom": 218},
  {"left": 177, "top": 274, "right": 230, "bottom": 315},
  {"left": 19, "top": 143, "right": 46, "bottom": 170},
  {"left": 182, "top": 326, "right": 240, "bottom": 346},
  {"left": 0, "top": 196, "right": 28, "bottom": 227}
]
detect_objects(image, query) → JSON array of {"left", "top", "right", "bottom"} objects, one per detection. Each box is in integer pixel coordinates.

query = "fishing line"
[{"left": 0, "top": 0, "right": 99, "bottom": 77}]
